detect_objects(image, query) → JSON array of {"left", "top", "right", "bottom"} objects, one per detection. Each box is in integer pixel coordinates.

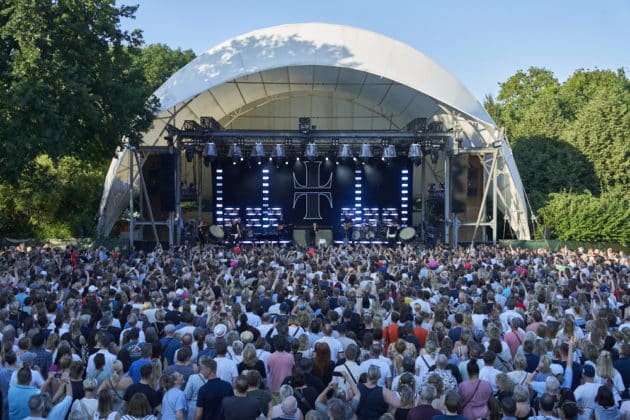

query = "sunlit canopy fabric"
[{"left": 97, "top": 23, "right": 530, "bottom": 239}]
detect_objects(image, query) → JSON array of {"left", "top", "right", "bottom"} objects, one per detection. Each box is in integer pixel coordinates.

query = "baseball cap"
[
  {"left": 550, "top": 364, "right": 564, "bottom": 376},
  {"left": 88, "top": 285, "right": 98, "bottom": 293}
]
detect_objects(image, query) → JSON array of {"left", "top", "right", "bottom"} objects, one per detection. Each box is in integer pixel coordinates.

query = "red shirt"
[
  {"left": 382, "top": 324, "right": 399, "bottom": 355},
  {"left": 414, "top": 326, "right": 429, "bottom": 349}
]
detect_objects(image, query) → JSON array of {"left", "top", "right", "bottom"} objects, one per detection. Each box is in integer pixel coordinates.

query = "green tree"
[
  {"left": 0, "top": 2, "right": 198, "bottom": 237},
  {"left": 489, "top": 67, "right": 630, "bottom": 241},
  {"left": 0, "top": 0, "right": 156, "bottom": 182},
  {"left": 134, "top": 43, "right": 196, "bottom": 92},
  {"left": 563, "top": 82, "right": 630, "bottom": 190},
  {"left": 496, "top": 67, "right": 559, "bottom": 137}
]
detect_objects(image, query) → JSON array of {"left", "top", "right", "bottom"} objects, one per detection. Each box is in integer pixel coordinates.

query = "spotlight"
[
  {"left": 408, "top": 143, "right": 423, "bottom": 165},
  {"left": 359, "top": 144, "right": 372, "bottom": 162},
  {"left": 228, "top": 143, "right": 242, "bottom": 160},
  {"left": 203, "top": 142, "right": 217, "bottom": 166},
  {"left": 251, "top": 142, "right": 265, "bottom": 164},
  {"left": 338, "top": 144, "right": 352, "bottom": 161},
  {"left": 272, "top": 144, "right": 285, "bottom": 162},
  {"left": 383, "top": 145, "right": 397, "bottom": 163},
  {"left": 492, "top": 140, "right": 503, "bottom": 148},
  {"left": 305, "top": 143, "right": 317, "bottom": 161}
]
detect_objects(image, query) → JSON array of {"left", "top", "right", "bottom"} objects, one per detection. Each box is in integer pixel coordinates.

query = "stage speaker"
[
  {"left": 451, "top": 156, "right": 468, "bottom": 213},
  {"left": 159, "top": 154, "right": 175, "bottom": 211}
]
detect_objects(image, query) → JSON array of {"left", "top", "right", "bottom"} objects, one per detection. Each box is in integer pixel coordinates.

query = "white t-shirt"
[
  {"left": 214, "top": 356, "right": 238, "bottom": 384},
  {"left": 315, "top": 336, "right": 344, "bottom": 362},
  {"left": 359, "top": 358, "right": 392, "bottom": 388},
  {"left": 574, "top": 382, "right": 600, "bottom": 420}
]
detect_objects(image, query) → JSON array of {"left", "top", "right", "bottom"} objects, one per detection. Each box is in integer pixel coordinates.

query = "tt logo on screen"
[{"left": 292, "top": 161, "right": 333, "bottom": 220}]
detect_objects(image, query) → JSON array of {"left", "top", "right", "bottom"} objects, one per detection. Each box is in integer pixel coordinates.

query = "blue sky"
[{"left": 118, "top": 0, "right": 630, "bottom": 100}]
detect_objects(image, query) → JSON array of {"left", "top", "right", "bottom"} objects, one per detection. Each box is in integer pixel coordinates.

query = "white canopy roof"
[{"left": 98, "top": 23, "right": 530, "bottom": 239}]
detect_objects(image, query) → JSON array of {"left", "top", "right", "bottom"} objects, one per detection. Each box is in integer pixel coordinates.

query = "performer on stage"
[
  {"left": 307, "top": 222, "right": 318, "bottom": 247},
  {"left": 386, "top": 219, "right": 399, "bottom": 247},
  {"left": 197, "top": 219, "right": 207, "bottom": 248},
  {"left": 230, "top": 218, "right": 242, "bottom": 244},
  {"left": 342, "top": 213, "right": 353, "bottom": 246},
  {"left": 277, "top": 214, "right": 286, "bottom": 244}
]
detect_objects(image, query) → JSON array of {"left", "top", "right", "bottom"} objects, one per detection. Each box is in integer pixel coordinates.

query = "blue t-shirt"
[
  {"left": 8, "top": 384, "right": 39, "bottom": 420},
  {"left": 162, "top": 388, "right": 187, "bottom": 420},
  {"left": 128, "top": 358, "right": 152, "bottom": 384}
]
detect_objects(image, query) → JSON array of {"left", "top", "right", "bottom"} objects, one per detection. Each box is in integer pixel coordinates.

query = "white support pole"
[{"left": 470, "top": 151, "right": 498, "bottom": 248}]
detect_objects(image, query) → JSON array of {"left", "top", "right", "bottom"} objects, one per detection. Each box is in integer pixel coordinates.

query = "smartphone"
[{"left": 54, "top": 373, "right": 62, "bottom": 378}]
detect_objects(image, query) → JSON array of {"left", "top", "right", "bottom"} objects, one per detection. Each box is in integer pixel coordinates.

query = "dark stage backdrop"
[{"left": 215, "top": 160, "right": 407, "bottom": 239}]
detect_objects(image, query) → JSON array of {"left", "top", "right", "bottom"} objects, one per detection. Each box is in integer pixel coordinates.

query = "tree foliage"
[
  {"left": 0, "top": 155, "right": 105, "bottom": 237},
  {"left": 0, "top": 1, "right": 195, "bottom": 237},
  {"left": 485, "top": 67, "right": 630, "bottom": 241},
  {"left": 0, "top": 0, "right": 155, "bottom": 182},
  {"left": 538, "top": 189, "right": 630, "bottom": 244},
  {"left": 133, "top": 43, "right": 196, "bottom": 92}
]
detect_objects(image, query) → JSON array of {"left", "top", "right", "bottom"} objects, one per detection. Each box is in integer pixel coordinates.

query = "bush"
[{"left": 538, "top": 189, "right": 630, "bottom": 244}]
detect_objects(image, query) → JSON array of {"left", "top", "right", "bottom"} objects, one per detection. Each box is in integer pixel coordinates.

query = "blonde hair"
[
  {"left": 398, "top": 384, "right": 415, "bottom": 409},
  {"left": 242, "top": 344, "right": 258, "bottom": 367},
  {"left": 150, "top": 358, "right": 162, "bottom": 389},
  {"left": 111, "top": 360, "right": 123, "bottom": 384},
  {"left": 596, "top": 351, "right": 614, "bottom": 379},
  {"left": 538, "top": 355, "right": 551, "bottom": 373}
]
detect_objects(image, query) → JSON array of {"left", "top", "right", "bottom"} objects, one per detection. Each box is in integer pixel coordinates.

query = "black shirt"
[
  {"left": 123, "top": 382, "right": 163, "bottom": 409},
  {"left": 220, "top": 396, "right": 262, "bottom": 420},
  {"left": 196, "top": 378, "right": 234, "bottom": 420}
]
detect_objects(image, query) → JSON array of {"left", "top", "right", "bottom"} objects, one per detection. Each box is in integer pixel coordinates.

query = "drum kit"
[{"left": 201, "top": 218, "right": 418, "bottom": 245}]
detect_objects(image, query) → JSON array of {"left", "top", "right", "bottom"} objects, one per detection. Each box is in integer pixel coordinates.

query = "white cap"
[
  {"left": 88, "top": 285, "right": 98, "bottom": 293},
  {"left": 550, "top": 363, "right": 564, "bottom": 376},
  {"left": 175, "top": 288, "right": 184, "bottom": 296}
]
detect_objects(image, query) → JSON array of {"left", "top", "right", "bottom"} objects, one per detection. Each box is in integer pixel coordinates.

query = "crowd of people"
[{"left": 0, "top": 239, "right": 629, "bottom": 420}]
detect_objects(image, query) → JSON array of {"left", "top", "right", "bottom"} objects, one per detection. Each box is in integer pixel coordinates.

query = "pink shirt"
[
  {"left": 458, "top": 379, "right": 493, "bottom": 420},
  {"left": 267, "top": 351, "right": 295, "bottom": 392},
  {"left": 504, "top": 330, "right": 524, "bottom": 359}
]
